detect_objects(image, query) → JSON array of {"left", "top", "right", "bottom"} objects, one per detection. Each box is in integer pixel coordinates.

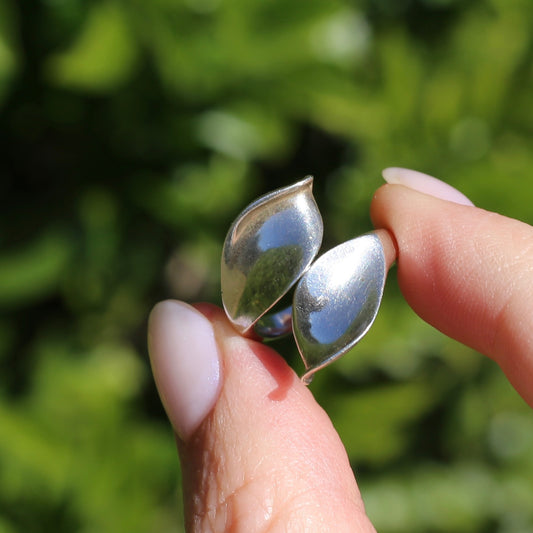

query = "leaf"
[
  {"left": 0, "top": 232, "right": 71, "bottom": 308},
  {"left": 45, "top": 2, "right": 137, "bottom": 92}
]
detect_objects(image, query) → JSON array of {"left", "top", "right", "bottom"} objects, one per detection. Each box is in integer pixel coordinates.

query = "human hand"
[{"left": 148, "top": 168, "right": 533, "bottom": 532}]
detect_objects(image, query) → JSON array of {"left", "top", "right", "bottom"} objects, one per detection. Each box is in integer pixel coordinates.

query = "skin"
[{"left": 154, "top": 184, "right": 533, "bottom": 532}]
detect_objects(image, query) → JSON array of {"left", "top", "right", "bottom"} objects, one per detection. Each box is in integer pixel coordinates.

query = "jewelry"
[
  {"left": 221, "top": 177, "right": 323, "bottom": 335},
  {"left": 221, "top": 178, "right": 390, "bottom": 383}
]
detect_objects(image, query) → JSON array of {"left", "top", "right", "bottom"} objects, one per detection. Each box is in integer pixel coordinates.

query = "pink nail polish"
[
  {"left": 382, "top": 167, "right": 474, "bottom": 207},
  {"left": 148, "top": 300, "right": 221, "bottom": 440}
]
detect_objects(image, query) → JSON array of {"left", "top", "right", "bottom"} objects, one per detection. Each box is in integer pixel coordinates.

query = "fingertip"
[
  {"left": 192, "top": 301, "right": 225, "bottom": 321},
  {"left": 374, "top": 228, "right": 398, "bottom": 270},
  {"left": 370, "top": 183, "right": 402, "bottom": 230},
  {"left": 371, "top": 183, "right": 533, "bottom": 406},
  {"left": 382, "top": 167, "right": 474, "bottom": 206},
  {"left": 172, "top": 305, "right": 372, "bottom": 531},
  {"left": 148, "top": 300, "right": 222, "bottom": 440}
]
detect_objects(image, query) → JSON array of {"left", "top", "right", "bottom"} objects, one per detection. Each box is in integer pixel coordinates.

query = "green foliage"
[
  {"left": 0, "top": 231, "right": 71, "bottom": 308},
  {"left": 2, "top": 0, "right": 533, "bottom": 530},
  {"left": 0, "top": 0, "right": 17, "bottom": 106},
  {"left": 45, "top": 2, "right": 138, "bottom": 92}
]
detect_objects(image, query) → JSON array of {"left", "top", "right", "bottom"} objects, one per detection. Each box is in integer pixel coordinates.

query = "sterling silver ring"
[{"left": 221, "top": 177, "right": 393, "bottom": 383}]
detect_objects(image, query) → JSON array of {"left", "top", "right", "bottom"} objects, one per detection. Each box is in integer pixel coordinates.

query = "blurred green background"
[{"left": 1, "top": 0, "right": 533, "bottom": 531}]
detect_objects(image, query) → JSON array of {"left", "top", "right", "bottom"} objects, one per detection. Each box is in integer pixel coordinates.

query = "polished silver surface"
[
  {"left": 221, "top": 177, "right": 323, "bottom": 335},
  {"left": 254, "top": 305, "right": 293, "bottom": 338},
  {"left": 293, "top": 232, "right": 387, "bottom": 383}
]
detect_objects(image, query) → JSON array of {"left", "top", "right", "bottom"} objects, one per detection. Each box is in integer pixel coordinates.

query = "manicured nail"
[
  {"left": 148, "top": 300, "right": 221, "bottom": 440},
  {"left": 382, "top": 167, "right": 474, "bottom": 206}
]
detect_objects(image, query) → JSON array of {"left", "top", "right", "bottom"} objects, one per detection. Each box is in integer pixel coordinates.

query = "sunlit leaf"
[{"left": 45, "top": 2, "right": 137, "bottom": 92}]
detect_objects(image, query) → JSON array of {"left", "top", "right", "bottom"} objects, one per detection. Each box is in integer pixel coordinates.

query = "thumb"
[
  {"left": 371, "top": 172, "right": 533, "bottom": 407},
  {"left": 148, "top": 300, "right": 375, "bottom": 532}
]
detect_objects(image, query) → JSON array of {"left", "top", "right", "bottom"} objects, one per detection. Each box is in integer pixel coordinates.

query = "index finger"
[{"left": 371, "top": 183, "right": 533, "bottom": 407}]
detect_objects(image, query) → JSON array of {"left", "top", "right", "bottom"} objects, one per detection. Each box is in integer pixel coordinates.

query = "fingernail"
[
  {"left": 148, "top": 300, "right": 221, "bottom": 440},
  {"left": 382, "top": 167, "right": 474, "bottom": 206}
]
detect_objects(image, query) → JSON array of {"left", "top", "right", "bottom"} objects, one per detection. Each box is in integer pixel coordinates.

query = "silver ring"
[{"left": 221, "top": 178, "right": 389, "bottom": 383}]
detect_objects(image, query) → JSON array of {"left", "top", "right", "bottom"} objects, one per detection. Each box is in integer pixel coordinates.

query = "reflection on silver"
[
  {"left": 293, "top": 233, "right": 387, "bottom": 383},
  {"left": 221, "top": 179, "right": 388, "bottom": 383},
  {"left": 254, "top": 306, "right": 293, "bottom": 339},
  {"left": 221, "top": 177, "right": 323, "bottom": 334}
]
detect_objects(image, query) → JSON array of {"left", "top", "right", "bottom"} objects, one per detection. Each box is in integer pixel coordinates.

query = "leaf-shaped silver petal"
[
  {"left": 221, "top": 177, "right": 323, "bottom": 334},
  {"left": 293, "top": 232, "right": 387, "bottom": 383}
]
